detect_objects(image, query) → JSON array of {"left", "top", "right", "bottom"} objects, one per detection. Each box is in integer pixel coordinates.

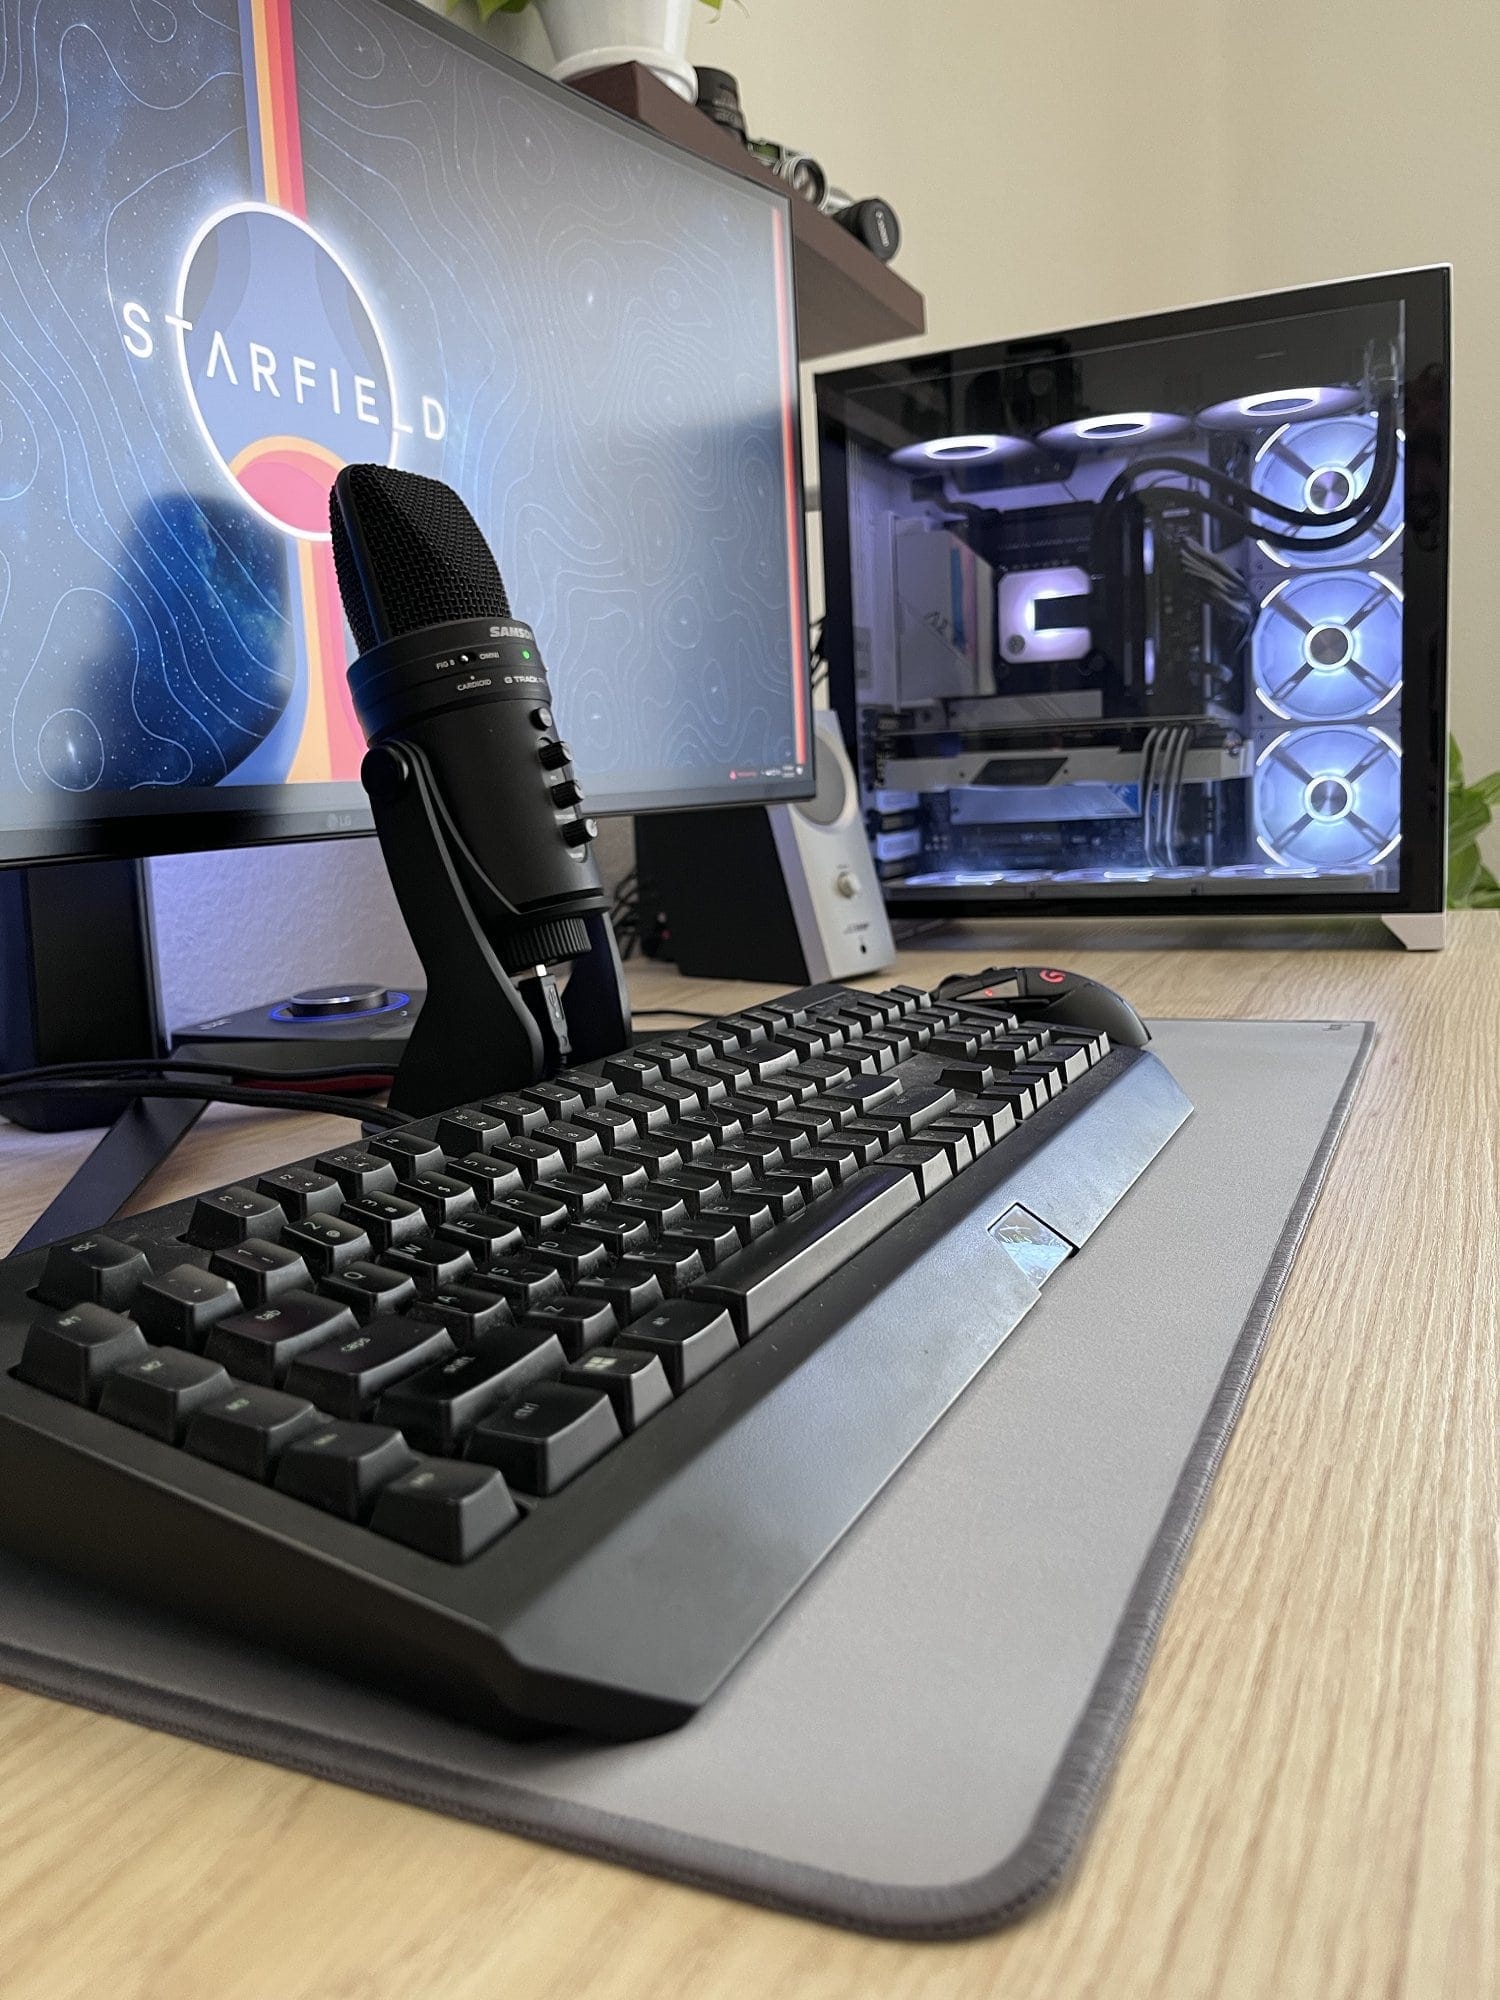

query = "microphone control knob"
[
  {"left": 538, "top": 738, "right": 572, "bottom": 770},
  {"left": 549, "top": 776, "right": 585, "bottom": 808},
  {"left": 561, "top": 816, "right": 599, "bottom": 848}
]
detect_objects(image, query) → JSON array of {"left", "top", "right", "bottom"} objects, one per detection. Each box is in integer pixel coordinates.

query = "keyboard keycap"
[
  {"left": 717, "top": 1193, "right": 776, "bottom": 1244},
  {"left": 523, "top": 1081, "right": 588, "bottom": 1121},
  {"left": 522, "top": 1293, "right": 618, "bottom": 1361},
  {"left": 615, "top": 1245, "right": 705, "bottom": 1298},
  {"left": 407, "top": 1285, "right": 515, "bottom": 1345},
  {"left": 131, "top": 1266, "right": 241, "bottom": 1350},
  {"left": 533, "top": 1120, "right": 604, "bottom": 1169},
  {"left": 491, "top": 1137, "right": 566, "bottom": 1184},
  {"left": 473, "top": 1256, "right": 566, "bottom": 1313},
  {"left": 483, "top": 1092, "right": 548, "bottom": 1136},
  {"left": 444, "top": 1153, "right": 526, "bottom": 1203},
  {"left": 573, "top": 1209, "right": 655, "bottom": 1260},
  {"left": 256, "top": 1168, "right": 342, "bottom": 1220},
  {"left": 752, "top": 1177, "right": 808, "bottom": 1223},
  {"left": 882, "top": 1141, "right": 955, "bottom": 1197},
  {"left": 607, "top": 1091, "right": 672, "bottom": 1133},
  {"left": 281, "top": 1214, "right": 372, "bottom": 1277},
  {"left": 98, "top": 1349, "right": 233, "bottom": 1444},
  {"left": 584, "top": 1156, "right": 651, "bottom": 1201},
  {"left": 205, "top": 1293, "right": 358, "bottom": 1386},
  {"left": 186, "top": 1186, "right": 286, "bottom": 1250},
  {"left": 465, "top": 1383, "right": 621, "bottom": 1495},
  {"left": 15, "top": 1306, "right": 147, "bottom": 1405},
  {"left": 576, "top": 1267, "right": 665, "bottom": 1321},
  {"left": 689, "top": 1166, "right": 920, "bottom": 1340},
  {"left": 32, "top": 1233, "right": 151, "bottom": 1312},
  {"left": 315, "top": 1150, "right": 398, "bottom": 1200},
  {"left": 319, "top": 1262, "right": 420, "bottom": 1323},
  {"left": 396, "top": 1173, "right": 477, "bottom": 1228},
  {"left": 381, "top": 1241, "right": 477, "bottom": 1297},
  {"left": 888, "top": 1085, "right": 959, "bottom": 1137},
  {"left": 603, "top": 1051, "right": 667, "bottom": 1091},
  {"left": 530, "top": 1230, "right": 611, "bottom": 1285},
  {"left": 369, "top": 1132, "right": 445, "bottom": 1178},
  {"left": 549, "top": 1067, "right": 618, "bottom": 1107},
  {"left": 274, "top": 1421, "right": 419, "bottom": 1520},
  {"left": 560, "top": 1349, "right": 672, "bottom": 1432},
  {"left": 435, "top": 1108, "right": 507, "bottom": 1156},
  {"left": 339, "top": 1192, "right": 426, "bottom": 1254},
  {"left": 370, "top": 1460, "right": 519, "bottom": 1562},
  {"left": 285, "top": 1317, "right": 455, "bottom": 1418},
  {"left": 434, "top": 1213, "right": 525, "bottom": 1269},
  {"left": 659, "top": 1215, "right": 743, "bottom": 1269},
  {"left": 486, "top": 1189, "right": 571, "bottom": 1238},
  {"left": 547, "top": 1172, "right": 613, "bottom": 1221},
  {"left": 614, "top": 1300, "right": 739, "bottom": 1390},
  {"left": 820, "top": 1074, "right": 903, "bottom": 1116},
  {"left": 208, "top": 1238, "right": 311, "bottom": 1307},
  {"left": 651, "top": 1168, "right": 726, "bottom": 1215},
  {"left": 375, "top": 1330, "right": 564, "bottom": 1451},
  {"left": 184, "top": 1386, "right": 323, "bottom": 1481},
  {"left": 612, "top": 1189, "right": 691, "bottom": 1235}
]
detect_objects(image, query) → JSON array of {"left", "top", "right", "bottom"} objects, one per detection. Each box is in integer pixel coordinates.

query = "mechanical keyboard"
[{"left": 0, "top": 970, "right": 1190, "bottom": 1737}]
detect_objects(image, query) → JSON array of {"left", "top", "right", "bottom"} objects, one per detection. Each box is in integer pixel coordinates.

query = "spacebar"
[{"left": 688, "top": 1166, "right": 920, "bottom": 1340}]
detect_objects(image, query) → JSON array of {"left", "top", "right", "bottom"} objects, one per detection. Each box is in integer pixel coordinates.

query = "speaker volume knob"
[{"left": 834, "top": 868, "right": 858, "bottom": 899}]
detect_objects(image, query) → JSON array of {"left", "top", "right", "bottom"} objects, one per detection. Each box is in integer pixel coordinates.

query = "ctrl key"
[
  {"left": 371, "top": 1460, "right": 519, "bottom": 1562},
  {"left": 274, "top": 1421, "right": 418, "bottom": 1521}
]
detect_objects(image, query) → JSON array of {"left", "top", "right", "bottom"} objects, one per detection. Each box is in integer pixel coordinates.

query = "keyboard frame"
[{"left": 0, "top": 1032, "right": 1189, "bottom": 1737}]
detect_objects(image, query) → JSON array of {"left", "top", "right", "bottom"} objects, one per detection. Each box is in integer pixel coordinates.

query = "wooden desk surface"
[{"left": 1, "top": 918, "right": 1495, "bottom": 2000}]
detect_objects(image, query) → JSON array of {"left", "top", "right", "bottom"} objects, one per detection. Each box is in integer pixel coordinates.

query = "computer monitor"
[
  {"left": 817, "top": 270, "right": 1449, "bottom": 924},
  {"left": 0, "top": 0, "right": 811, "bottom": 871}
]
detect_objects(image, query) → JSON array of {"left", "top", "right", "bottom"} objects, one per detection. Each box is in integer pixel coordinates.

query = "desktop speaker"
[{"left": 636, "top": 712, "right": 896, "bottom": 984}]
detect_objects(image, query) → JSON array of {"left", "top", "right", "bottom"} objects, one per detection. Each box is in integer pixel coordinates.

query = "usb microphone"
[{"left": 331, "top": 465, "right": 629, "bottom": 1114}]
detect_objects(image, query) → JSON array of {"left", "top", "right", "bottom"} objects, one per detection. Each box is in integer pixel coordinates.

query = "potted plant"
[{"left": 464, "top": 0, "right": 726, "bottom": 102}]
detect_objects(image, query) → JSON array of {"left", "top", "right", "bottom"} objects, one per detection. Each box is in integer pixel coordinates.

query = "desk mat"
[{"left": 0, "top": 1018, "right": 1370, "bottom": 1939}]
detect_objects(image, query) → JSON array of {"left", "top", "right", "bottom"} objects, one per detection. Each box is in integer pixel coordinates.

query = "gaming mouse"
[{"left": 933, "top": 965, "right": 1151, "bottom": 1048}]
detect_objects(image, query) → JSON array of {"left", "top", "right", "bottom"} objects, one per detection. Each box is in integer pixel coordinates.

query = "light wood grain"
[{"left": 2, "top": 918, "right": 1495, "bottom": 2000}]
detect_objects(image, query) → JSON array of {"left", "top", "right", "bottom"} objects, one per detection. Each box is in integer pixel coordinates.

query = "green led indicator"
[{"left": 521, "top": 648, "right": 533, "bottom": 659}]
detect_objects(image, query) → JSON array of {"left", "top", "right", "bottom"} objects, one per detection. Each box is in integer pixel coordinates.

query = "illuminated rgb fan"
[
  {"left": 1197, "top": 383, "right": 1362, "bottom": 429},
  {"left": 1253, "top": 573, "right": 1402, "bottom": 721},
  {"left": 1254, "top": 726, "right": 1401, "bottom": 870},
  {"left": 1036, "top": 410, "right": 1191, "bottom": 452},
  {"left": 1252, "top": 415, "right": 1403, "bottom": 569}
]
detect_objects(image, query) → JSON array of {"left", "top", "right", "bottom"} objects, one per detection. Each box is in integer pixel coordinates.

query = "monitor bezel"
[
  {"left": 816, "top": 267, "right": 1451, "bottom": 921},
  {"left": 0, "top": 0, "right": 813, "bottom": 871}
]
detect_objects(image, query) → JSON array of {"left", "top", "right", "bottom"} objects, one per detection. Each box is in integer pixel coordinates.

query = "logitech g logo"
[{"left": 118, "top": 204, "right": 447, "bottom": 543}]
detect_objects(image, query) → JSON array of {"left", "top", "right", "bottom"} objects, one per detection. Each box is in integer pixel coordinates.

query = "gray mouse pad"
[{"left": 0, "top": 1018, "right": 1369, "bottom": 1938}]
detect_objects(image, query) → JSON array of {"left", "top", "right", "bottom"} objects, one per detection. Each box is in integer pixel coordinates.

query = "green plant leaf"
[
  {"left": 473, "top": 0, "right": 534, "bottom": 17},
  {"left": 1448, "top": 788, "right": 1493, "bottom": 851},
  {"left": 1449, "top": 733, "right": 1464, "bottom": 792},
  {"left": 1448, "top": 841, "right": 1482, "bottom": 906},
  {"left": 1472, "top": 769, "right": 1500, "bottom": 810}
]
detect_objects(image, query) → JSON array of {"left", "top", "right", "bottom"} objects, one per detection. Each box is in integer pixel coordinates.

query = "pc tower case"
[{"left": 816, "top": 271, "right": 1450, "bottom": 947}]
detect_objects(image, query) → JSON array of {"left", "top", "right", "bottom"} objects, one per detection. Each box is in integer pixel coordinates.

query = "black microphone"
[
  {"left": 332, "top": 465, "right": 605, "bottom": 972},
  {"left": 330, "top": 466, "right": 627, "bottom": 1112}
]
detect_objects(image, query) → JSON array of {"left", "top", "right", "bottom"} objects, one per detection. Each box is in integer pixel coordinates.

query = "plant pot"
[{"left": 538, "top": 0, "right": 698, "bottom": 102}]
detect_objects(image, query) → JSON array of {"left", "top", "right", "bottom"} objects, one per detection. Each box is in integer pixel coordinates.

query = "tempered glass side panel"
[{"left": 817, "top": 271, "right": 1449, "bottom": 916}]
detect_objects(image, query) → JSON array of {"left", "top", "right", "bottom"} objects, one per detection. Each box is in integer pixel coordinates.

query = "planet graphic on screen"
[{"left": 176, "top": 204, "right": 396, "bottom": 541}]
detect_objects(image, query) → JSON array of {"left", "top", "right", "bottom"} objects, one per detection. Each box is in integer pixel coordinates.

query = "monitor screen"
[
  {"left": 817, "top": 271, "right": 1449, "bottom": 917},
  {"left": 0, "top": 0, "right": 810, "bottom": 866}
]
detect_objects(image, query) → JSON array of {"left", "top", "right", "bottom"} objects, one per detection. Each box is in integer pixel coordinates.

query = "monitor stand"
[{"left": 1, "top": 860, "right": 414, "bottom": 1254}]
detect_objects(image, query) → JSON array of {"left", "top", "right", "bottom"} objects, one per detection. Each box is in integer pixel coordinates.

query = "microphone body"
[
  {"left": 347, "top": 614, "right": 604, "bottom": 973},
  {"left": 330, "top": 466, "right": 627, "bottom": 1112}
]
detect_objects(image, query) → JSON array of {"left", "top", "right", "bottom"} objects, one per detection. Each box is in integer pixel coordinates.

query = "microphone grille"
[{"left": 330, "top": 465, "right": 511, "bottom": 654}]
